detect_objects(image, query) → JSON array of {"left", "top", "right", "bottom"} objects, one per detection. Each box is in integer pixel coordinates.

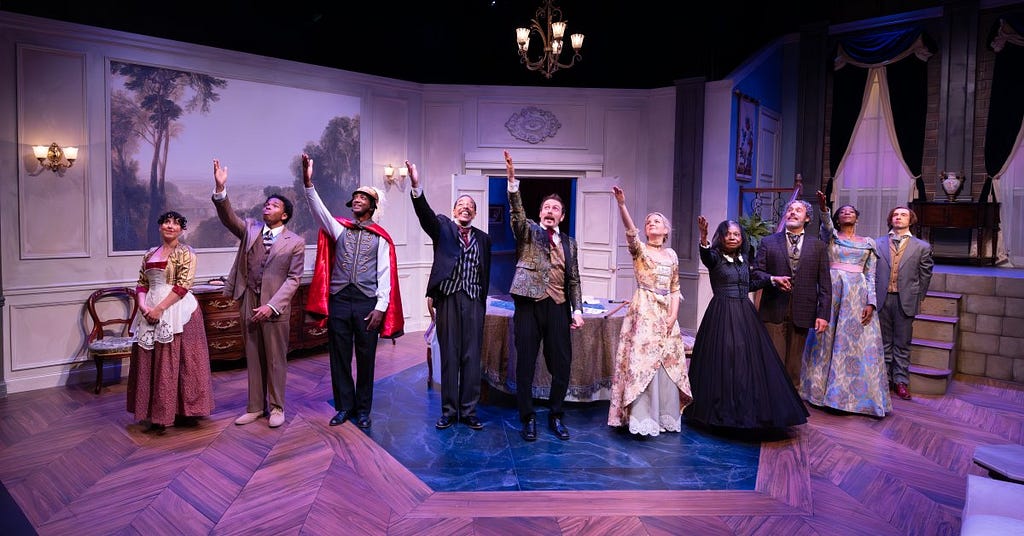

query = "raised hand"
[
  {"left": 697, "top": 215, "right": 709, "bottom": 243},
  {"left": 816, "top": 190, "right": 828, "bottom": 212},
  {"left": 504, "top": 150, "right": 515, "bottom": 182},
  {"left": 213, "top": 159, "right": 227, "bottom": 192},
  {"left": 301, "top": 153, "right": 314, "bottom": 187},
  {"left": 405, "top": 160, "right": 419, "bottom": 188},
  {"left": 612, "top": 185, "right": 625, "bottom": 205}
]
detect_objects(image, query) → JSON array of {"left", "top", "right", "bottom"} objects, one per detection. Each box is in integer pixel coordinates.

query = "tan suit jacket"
[{"left": 213, "top": 195, "right": 305, "bottom": 320}]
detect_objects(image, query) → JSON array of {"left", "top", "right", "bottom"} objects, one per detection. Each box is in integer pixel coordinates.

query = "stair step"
[
  {"left": 913, "top": 316, "right": 958, "bottom": 342},
  {"left": 911, "top": 338, "right": 955, "bottom": 350},
  {"left": 921, "top": 292, "right": 962, "bottom": 316},
  {"left": 911, "top": 341, "right": 954, "bottom": 370},
  {"left": 909, "top": 368, "right": 951, "bottom": 395},
  {"left": 915, "top": 313, "right": 959, "bottom": 324},
  {"left": 910, "top": 364, "right": 953, "bottom": 378}
]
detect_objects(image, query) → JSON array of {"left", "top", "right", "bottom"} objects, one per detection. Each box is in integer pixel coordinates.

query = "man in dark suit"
[
  {"left": 504, "top": 150, "right": 584, "bottom": 442},
  {"left": 212, "top": 159, "right": 306, "bottom": 429},
  {"left": 406, "top": 160, "right": 492, "bottom": 431},
  {"left": 875, "top": 206, "right": 933, "bottom": 400},
  {"left": 752, "top": 199, "right": 832, "bottom": 386}
]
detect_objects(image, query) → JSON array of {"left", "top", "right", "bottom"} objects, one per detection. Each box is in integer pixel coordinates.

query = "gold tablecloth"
[{"left": 481, "top": 297, "right": 695, "bottom": 402}]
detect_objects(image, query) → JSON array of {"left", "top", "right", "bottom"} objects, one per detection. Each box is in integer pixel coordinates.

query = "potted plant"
[{"left": 739, "top": 213, "right": 773, "bottom": 256}]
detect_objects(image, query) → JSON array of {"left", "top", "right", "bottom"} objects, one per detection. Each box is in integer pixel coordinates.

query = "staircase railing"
[{"left": 738, "top": 174, "right": 804, "bottom": 233}]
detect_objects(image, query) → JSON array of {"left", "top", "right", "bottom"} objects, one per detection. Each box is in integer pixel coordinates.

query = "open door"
[
  {"left": 575, "top": 178, "right": 619, "bottom": 299},
  {"left": 452, "top": 174, "right": 488, "bottom": 234}
]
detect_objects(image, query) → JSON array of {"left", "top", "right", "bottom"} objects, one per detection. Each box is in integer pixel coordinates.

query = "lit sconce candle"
[
  {"left": 63, "top": 146, "right": 78, "bottom": 161},
  {"left": 551, "top": 40, "right": 562, "bottom": 56},
  {"left": 398, "top": 165, "right": 408, "bottom": 178},
  {"left": 571, "top": 33, "right": 584, "bottom": 50},
  {"left": 551, "top": 21, "right": 566, "bottom": 40},
  {"left": 516, "top": 27, "right": 530, "bottom": 45},
  {"left": 32, "top": 145, "right": 48, "bottom": 159}
]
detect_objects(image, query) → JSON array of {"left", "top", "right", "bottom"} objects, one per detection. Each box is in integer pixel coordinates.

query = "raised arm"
[
  {"left": 211, "top": 159, "right": 246, "bottom": 239},
  {"left": 505, "top": 150, "right": 531, "bottom": 240},
  {"left": 407, "top": 160, "right": 441, "bottom": 241},
  {"left": 301, "top": 153, "right": 344, "bottom": 240},
  {"left": 613, "top": 185, "right": 643, "bottom": 257},
  {"left": 817, "top": 190, "right": 835, "bottom": 243}
]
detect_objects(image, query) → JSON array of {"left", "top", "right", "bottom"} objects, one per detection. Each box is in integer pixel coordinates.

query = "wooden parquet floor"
[{"left": 1, "top": 334, "right": 1021, "bottom": 535}]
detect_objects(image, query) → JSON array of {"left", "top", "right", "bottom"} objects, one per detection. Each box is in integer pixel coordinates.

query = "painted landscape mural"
[{"left": 109, "top": 60, "right": 361, "bottom": 252}]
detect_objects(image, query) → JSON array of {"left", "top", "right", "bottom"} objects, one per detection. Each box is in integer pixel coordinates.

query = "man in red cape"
[{"left": 301, "top": 153, "right": 403, "bottom": 429}]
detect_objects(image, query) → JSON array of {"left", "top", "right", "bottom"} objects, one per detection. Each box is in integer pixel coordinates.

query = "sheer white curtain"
[
  {"left": 833, "top": 68, "right": 915, "bottom": 240},
  {"left": 989, "top": 119, "right": 1024, "bottom": 266}
]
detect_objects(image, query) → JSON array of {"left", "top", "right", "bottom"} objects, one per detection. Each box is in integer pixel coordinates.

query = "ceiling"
[{"left": 1, "top": 0, "right": 948, "bottom": 89}]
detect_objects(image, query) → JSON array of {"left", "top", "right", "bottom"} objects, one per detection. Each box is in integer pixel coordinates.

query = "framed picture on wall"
[{"left": 735, "top": 92, "right": 757, "bottom": 182}]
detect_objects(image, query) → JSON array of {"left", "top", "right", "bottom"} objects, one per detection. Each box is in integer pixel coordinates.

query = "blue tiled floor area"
[{"left": 352, "top": 366, "right": 760, "bottom": 492}]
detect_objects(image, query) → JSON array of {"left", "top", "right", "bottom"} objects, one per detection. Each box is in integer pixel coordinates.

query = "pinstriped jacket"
[{"left": 507, "top": 187, "right": 583, "bottom": 315}]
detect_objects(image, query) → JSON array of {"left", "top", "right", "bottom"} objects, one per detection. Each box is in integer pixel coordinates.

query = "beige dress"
[{"left": 607, "top": 230, "right": 693, "bottom": 436}]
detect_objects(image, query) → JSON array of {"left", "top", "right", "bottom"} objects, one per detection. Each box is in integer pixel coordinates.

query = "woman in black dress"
[{"left": 684, "top": 217, "right": 808, "bottom": 430}]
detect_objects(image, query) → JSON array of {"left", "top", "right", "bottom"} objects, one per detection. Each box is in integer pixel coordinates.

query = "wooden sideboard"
[
  {"left": 908, "top": 201, "right": 1000, "bottom": 265},
  {"left": 193, "top": 282, "right": 328, "bottom": 361}
]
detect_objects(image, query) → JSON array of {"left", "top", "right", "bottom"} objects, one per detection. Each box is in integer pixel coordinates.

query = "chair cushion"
[{"left": 88, "top": 336, "right": 134, "bottom": 355}]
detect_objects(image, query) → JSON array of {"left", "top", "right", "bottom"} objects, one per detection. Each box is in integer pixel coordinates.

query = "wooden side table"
[{"left": 908, "top": 201, "right": 1000, "bottom": 265}]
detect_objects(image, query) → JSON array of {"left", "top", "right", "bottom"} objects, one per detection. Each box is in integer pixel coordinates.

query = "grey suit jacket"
[
  {"left": 213, "top": 194, "right": 306, "bottom": 320},
  {"left": 507, "top": 187, "right": 583, "bottom": 314},
  {"left": 874, "top": 234, "right": 933, "bottom": 317}
]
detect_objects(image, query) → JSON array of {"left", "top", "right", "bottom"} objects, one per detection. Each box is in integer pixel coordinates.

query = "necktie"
[
  {"left": 459, "top": 226, "right": 471, "bottom": 248},
  {"left": 786, "top": 232, "right": 801, "bottom": 255},
  {"left": 547, "top": 227, "right": 556, "bottom": 245},
  {"left": 892, "top": 234, "right": 905, "bottom": 249},
  {"left": 263, "top": 229, "right": 274, "bottom": 252}
]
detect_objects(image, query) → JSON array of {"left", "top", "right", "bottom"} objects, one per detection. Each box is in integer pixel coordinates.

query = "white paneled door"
[{"left": 575, "top": 178, "right": 619, "bottom": 300}]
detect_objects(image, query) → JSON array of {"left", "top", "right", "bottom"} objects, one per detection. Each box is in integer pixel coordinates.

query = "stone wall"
[{"left": 928, "top": 271, "right": 1024, "bottom": 383}]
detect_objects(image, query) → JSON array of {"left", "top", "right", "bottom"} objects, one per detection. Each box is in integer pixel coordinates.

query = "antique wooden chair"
[{"left": 86, "top": 287, "right": 138, "bottom": 393}]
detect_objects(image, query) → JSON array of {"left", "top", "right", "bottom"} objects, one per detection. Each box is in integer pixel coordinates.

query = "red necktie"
[
  {"left": 459, "top": 226, "right": 471, "bottom": 248},
  {"left": 547, "top": 227, "right": 555, "bottom": 242}
]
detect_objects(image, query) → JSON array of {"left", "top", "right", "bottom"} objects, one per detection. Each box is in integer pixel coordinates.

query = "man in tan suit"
[
  {"left": 212, "top": 159, "right": 305, "bottom": 428},
  {"left": 504, "top": 150, "right": 584, "bottom": 442}
]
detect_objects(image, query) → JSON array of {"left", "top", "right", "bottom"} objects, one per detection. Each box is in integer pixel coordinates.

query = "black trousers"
[
  {"left": 512, "top": 296, "right": 572, "bottom": 422},
  {"left": 435, "top": 291, "right": 484, "bottom": 419},
  {"left": 328, "top": 286, "right": 379, "bottom": 416}
]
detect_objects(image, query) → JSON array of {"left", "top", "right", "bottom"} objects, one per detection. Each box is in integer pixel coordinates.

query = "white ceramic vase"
[{"left": 940, "top": 172, "right": 964, "bottom": 202}]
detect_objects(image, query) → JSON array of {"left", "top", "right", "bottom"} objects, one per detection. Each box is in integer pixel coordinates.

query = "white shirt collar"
[
  {"left": 263, "top": 225, "right": 283, "bottom": 237},
  {"left": 722, "top": 252, "right": 745, "bottom": 263}
]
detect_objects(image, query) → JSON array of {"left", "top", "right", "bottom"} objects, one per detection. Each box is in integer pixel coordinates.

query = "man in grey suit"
[
  {"left": 212, "top": 159, "right": 306, "bottom": 428},
  {"left": 504, "top": 150, "right": 584, "bottom": 442},
  {"left": 752, "top": 199, "right": 832, "bottom": 386},
  {"left": 875, "top": 206, "right": 933, "bottom": 400}
]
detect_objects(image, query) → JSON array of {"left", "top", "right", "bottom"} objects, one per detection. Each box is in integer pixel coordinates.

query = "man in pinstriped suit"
[{"left": 406, "top": 160, "right": 492, "bottom": 431}]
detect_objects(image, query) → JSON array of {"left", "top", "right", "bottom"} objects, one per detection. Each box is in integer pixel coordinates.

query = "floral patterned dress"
[
  {"left": 800, "top": 212, "right": 890, "bottom": 416},
  {"left": 607, "top": 230, "right": 692, "bottom": 436}
]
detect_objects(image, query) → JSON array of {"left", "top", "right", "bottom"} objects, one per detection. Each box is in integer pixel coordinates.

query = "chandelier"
[{"left": 515, "top": 0, "right": 584, "bottom": 79}]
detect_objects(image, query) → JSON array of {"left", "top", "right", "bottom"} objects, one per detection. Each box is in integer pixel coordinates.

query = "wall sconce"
[
  {"left": 383, "top": 163, "right": 408, "bottom": 188},
  {"left": 32, "top": 142, "right": 78, "bottom": 175}
]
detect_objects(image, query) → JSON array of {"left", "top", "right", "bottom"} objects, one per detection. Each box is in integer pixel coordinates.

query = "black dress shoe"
[
  {"left": 460, "top": 416, "right": 484, "bottom": 430},
  {"left": 520, "top": 416, "right": 537, "bottom": 442},
  {"left": 548, "top": 416, "right": 570, "bottom": 440},
  {"left": 435, "top": 415, "right": 455, "bottom": 430},
  {"left": 329, "top": 410, "right": 350, "bottom": 426},
  {"left": 356, "top": 414, "right": 372, "bottom": 429}
]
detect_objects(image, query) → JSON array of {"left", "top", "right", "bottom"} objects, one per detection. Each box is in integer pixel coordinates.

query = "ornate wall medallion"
[{"left": 505, "top": 107, "right": 561, "bottom": 144}]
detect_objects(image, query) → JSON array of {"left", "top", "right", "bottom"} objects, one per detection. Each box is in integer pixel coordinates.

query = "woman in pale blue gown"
[{"left": 800, "top": 191, "right": 890, "bottom": 417}]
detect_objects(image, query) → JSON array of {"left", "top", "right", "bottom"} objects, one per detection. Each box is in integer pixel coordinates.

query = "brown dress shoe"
[{"left": 895, "top": 383, "right": 912, "bottom": 400}]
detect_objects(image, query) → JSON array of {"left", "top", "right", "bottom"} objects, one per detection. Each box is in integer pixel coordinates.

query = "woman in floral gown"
[
  {"left": 607, "top": 186, "right": 692, "bottom": 436},
  {"left": 684, "top": 217, "right": 808, "bottom": 430},
  {"left": 800, "top": 192, "right": 890, "bottom": 417},
  {"left": 127, "top": 211, "right": 213, "bottom": 433}
]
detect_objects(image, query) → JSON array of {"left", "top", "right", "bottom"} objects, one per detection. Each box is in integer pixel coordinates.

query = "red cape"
[{"left": 306, "top": 217, "right": 404, "bottom": 339}]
